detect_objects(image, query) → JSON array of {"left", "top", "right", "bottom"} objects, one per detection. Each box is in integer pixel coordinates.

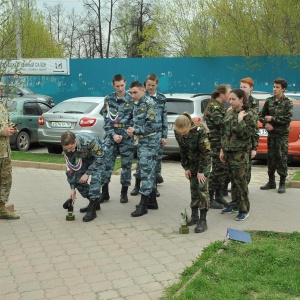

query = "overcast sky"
[{"left": 36, "top": 0, "right": 84, "bottom": 12}]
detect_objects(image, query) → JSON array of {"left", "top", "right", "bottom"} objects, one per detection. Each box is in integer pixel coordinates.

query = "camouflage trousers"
[
  {"left": 189, "top": 173, "right": 209, "bottom": 210},
  {"left": 208, "top": 148, "right": 228, "bottom": 191},
  {"left": 137, "top": 133, "right": 161, "bottom": 196},
  {"left": 267, "top": 135, "right": 288, "bottom": 177},
  {"left": 224, "top": 151, "right": 250, "bottom": 213},
  {"left": 0, "top": 157, "right": 12, "bottom": 204},
  {"left": 134, "top": 143, "right": 163, "bottom": 180},
  {"left": 102, "top": 136, "right": 134, "bottom": 186},
  {"left": 66, "top": 164, "right": 102, "bottom": 201}
]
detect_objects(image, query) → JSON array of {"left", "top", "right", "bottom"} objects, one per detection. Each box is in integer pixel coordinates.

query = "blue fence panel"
[{"left": 5, "top": 56, "right": 300, "bottom": 104}]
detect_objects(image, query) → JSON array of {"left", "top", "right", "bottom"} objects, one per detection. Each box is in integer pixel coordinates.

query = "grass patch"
[
  {"left": 292, "top": 170, "right": 300, "bottom": 181},
  {"left": 11, "top": 151, "right": 136, "bottom": 171},
  {"left": 161, "top": 231, "right": 300, "bottom": 300}
]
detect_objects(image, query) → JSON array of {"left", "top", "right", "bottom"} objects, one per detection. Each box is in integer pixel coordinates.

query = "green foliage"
[
  {"left": 11, "top": 151, "right": 136, "bottom": 171},
  {"left": 0, "top": 1, "right": 64, "bottom": 59},
  {"left": 161, "top": 231, "right": 300, "bottom": 300},
  {"left": 292, "top": 171, "right": 300, "bottom": 181}
]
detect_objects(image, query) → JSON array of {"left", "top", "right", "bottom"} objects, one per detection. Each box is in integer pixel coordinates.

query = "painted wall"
[{"left": 7, "top": 56, "right": 300, "bottom": 104}]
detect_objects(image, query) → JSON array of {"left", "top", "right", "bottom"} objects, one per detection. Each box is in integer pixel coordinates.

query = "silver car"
[
  {"left": 164, "top": 93, "right": 211, "bottom": 155},
  {"left": 164, "top": 92, "right": 273, "bottom": 156},
  {"left": 38, "top": 97, "right": 105, "bottom": 154}
]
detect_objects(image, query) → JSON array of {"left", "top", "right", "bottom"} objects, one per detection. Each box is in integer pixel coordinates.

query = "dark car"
[
  {"left": 0, "top": 83, "right": 55, "bottom": 107},
  {"left": 3, "top": 97, "right": 52, "bottom": 151}
]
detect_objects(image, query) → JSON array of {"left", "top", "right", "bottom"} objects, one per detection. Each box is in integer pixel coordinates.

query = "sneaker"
[
  {"left": 235, "top": 212, "right": 249, "bottom": 221},
  {"left": 221, "top": 205, "right": 238, "bottom": 214}
]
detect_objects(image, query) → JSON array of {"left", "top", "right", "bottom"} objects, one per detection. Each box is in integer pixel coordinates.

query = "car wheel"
[
  {"left": 47, "top": 145, "right": 63, "bottom": 154},
  {"left": 15, "top": 131, "right": 30, "bottom": 151}
]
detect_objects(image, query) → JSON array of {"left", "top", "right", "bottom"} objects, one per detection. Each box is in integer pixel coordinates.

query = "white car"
[
  {"left": 38, "top": 97, "right": 105, "bottom": 154},
  {"left": 164, "top": 92, "right": 273, "bottom": 156}
]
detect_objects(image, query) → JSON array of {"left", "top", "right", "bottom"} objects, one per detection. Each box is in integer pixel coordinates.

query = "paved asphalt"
[{"left": 1, "top": 161, "right": 299, "bottom": 300}]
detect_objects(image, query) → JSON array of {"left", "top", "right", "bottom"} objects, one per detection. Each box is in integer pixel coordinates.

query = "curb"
[{"left": 12, "top": 160, "right": 137, "bottom": 174}]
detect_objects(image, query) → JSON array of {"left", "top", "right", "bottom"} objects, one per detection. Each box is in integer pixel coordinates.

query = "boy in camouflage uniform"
[
  {"left": 174, "top": 113, "right": 211, "bottom": 233},
  {"left": 240, "top": 77, "right": 259, "bottom": 184},
  {"left": 131, "top": 74, "right": 168, "bottom": 198},
  {"left": 100, "top": 74, "right": 134, "bottom": 204},
  {"left": 127, "top": 81, "right": 161, "bottom": 217},
  {"left": 61, "top": 131, "right": 107, "bottom": 222},
  {"left": 0, "top": 98, "right": 20, "bottom": 219},
  {"left": 259, "top": 78, "right": 293, "bottom": 194}
]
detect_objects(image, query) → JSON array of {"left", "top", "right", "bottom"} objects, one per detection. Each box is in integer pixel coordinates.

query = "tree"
[{"left": 112, "top": 0, "right": 167, "bottom": 57}]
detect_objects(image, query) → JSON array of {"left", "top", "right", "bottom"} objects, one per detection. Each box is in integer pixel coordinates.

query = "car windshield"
[
  {"left": 166, "top": 99, "right": 194, "bottom": 115},
  {"left": 51, "top": 101, "right": 100, "bottom": 114}
]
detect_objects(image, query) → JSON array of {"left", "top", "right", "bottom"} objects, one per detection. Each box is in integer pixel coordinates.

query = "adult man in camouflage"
[
  {"left": 61, "top": 131, "right": 107, "bottom": 222},
  {"left": 127, "top": 81, "right": 161, "bottom": 217},
  {"left": 259, "top": 78, "right": 293, "bottom": 194},
  {"left": 100, "top": 74, "right": 134, "bottom": 204},
  {"left": 130, "top": 74, "right": 167, "bottom": 198},
  {"left": 0, "top": 97, "right": 20, "bottom": 219}
]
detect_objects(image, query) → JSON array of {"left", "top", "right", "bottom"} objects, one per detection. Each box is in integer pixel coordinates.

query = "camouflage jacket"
[
  {"left": 0, "top": 101, "right": 14, "bottom": 158},
  {"left": 145, "top": 91, "right": 168, "bottom": 139},
  {"left": 133, "top": 94, "right": 161, "bottom": 136},
  {"left": 248, "top": 95, "right": 259, "bottom": 151},
  {"left": 258, "top": 95, "right": 293, "bottom": 137},
  {"left": 175, "top": 126, "right": 211, "bottom": 175},
  {"left": 204, "top": 99, "right": 226, "bottom": 149},
  {"left": 248, "top": 95, "right": 259, "bottom": 115},
  {"left": 221, "top": 108, "right": 256, "bottom": 152},
  {"left": 63, "top": 133, "right": 106, "bottom": 189},
  {"left": 101, "top": 91, "right": 134, "bottom": 139}
]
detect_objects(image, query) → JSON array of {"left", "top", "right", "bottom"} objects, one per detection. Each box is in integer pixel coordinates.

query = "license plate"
[
  {"left": 168, "top": 123, "right": 174, "bottom": 130},
  {"left": 259, "top": 129, "right": 268, "bottom": 136},
  {"left": 51, "top": 122, "right": 72, "bottom": 128}
]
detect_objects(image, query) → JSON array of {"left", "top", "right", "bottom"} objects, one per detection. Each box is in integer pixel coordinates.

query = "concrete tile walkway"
[{"left": 0, "top": 162, "right": 299, "bottom": 300}]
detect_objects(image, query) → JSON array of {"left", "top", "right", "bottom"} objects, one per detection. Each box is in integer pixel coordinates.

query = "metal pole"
[{"left": 14, "top": 0, "right": 22, "bottom": 58}]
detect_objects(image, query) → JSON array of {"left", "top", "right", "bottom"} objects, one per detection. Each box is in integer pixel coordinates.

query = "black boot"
[
  {"left": 82, "top": 199, "right": 99, "bottom": 222},
  {"left": 130, "top": 178, "right": 141, "bottom": 196},
  {"left": 209, "top": 190, "right": 223, "bottom": 209},
  {"left": 80, "top": 200, "right": 101, "bottom": 213},
  {"left": 215, "top": 189, "right": 229, "bottom": 208},
  {"left": 187, "top": 207, "right": 199, "bottom": 226},
  {"left": 222, "top": 183, "right": 229, "bottom": 196},
  {"left": 120, "top": 186, "right": 129, "bottom": 203},
  {"left": 155, "top": 184, "right": 160, "bottom": 197},
  {"left": 278, "top": 176, "right": 286, "bottom": 194},
  {"left": 99, "top": 184, "right": 110, "bottom": 203},
  {"left": 195, "top": 209, "right": 208, "bottom": 233},
  {"left": 156, "top": 175, "right": 164, "bottom": 184},
  {"left": 147, "top": 190, "right": 158, "bottom": 209},
  {"left": 260, "top": 173, "right": 276, "bottom": 190},
  {"left": 131, "top": 194, "right": 148, "bottom": 217}
]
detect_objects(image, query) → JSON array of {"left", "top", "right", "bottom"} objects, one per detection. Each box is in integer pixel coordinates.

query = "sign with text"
[{"left": 2, "top": 58, "right": 70, "bottom": 75}]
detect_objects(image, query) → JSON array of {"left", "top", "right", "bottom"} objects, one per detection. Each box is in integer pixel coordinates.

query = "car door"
[{"left": 22, "top": 101, "right": 42, "bottom": 142}]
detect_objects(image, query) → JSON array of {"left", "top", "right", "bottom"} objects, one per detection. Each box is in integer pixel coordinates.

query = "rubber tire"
[
  {"left": 47, "top": 145, "right": 63, "bottom": 154},
  {"left": 15, "top": 131, "right": 30, "bottom": 151}
]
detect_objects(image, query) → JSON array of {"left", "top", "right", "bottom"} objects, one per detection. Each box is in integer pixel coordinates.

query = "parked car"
[
  {"left": 0, "top": 83, "right": 55, "bottom": 107},
  {"left": 38, "top": 97, "right": 105, "bottom": 154},
  {"left": 285, "top": 91, "right": 300, "bottom": 100},
  {"left": 256, "top": 99, "right": 300, "bottom": 162},
  {"left": 164, "top": 92, "right": 272, "bottom": 156},
  {"left": 3, "top": 97, "right": 52, "bottom": 151}
]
